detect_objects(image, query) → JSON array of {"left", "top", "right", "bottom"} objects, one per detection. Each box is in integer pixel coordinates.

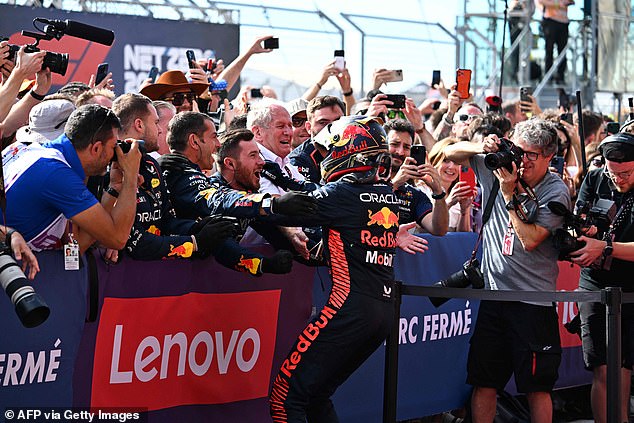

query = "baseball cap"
[
  {"left": 284, "top": 98, "right": 308, "bottom": 118},
  {"left": 15, "top": 99, "right": 76, "bottom": 144}
]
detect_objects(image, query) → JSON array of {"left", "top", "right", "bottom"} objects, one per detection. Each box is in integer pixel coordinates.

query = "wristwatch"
[
  {"left": 261, "top": 196, "right": 274, "bottom": 215},
  {"left": 431, "top": 191, "right": 446, "bottom": 200},
  {"left": 505, "top": 199, "right": 515, "bottom": 211},
  {"left": 603, "top": 237, "right": 613, "bottom": 259}
]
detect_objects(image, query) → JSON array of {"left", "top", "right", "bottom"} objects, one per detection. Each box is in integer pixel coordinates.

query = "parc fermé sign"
[{"left": 90, "top": 291, "right": 280, "bottom": 411}]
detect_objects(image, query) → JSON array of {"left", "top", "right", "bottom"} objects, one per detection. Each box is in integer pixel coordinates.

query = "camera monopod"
[
  {"left": 498, "top": 0, "right": 509, "bottom": 99},
  {"left": 576, "top": 90, "right": 588, "bottom": 178}
]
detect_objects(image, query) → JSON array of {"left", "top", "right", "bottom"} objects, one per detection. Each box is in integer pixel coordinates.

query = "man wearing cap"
[
  {"left": 140, "top": 70, "right": 208, "bottom": 114},
  {"left": 285, "top": 98, "right": 309, "bottom": 149},
  {"left": 289, "top": 96, "right": 345, "bottom": 183},
  {"left": 570, "top": 132, "right": 634, "bottom": 423},
  {"left": 15, "top": 98, "right": 75, "bottom": 144}
]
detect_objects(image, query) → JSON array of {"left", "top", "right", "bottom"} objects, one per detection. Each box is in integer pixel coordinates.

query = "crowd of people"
[{"left": 1, "top": 28, "right": 634, "bottom": 423}]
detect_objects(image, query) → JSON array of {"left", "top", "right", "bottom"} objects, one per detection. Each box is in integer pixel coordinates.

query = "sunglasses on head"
[
  {"left": 456, "top": 114, "right": 476, "bottom": 123},
  {"left": 292, "top": 116, "right": 307, "bottom": 128},
  {"left": 162, "top": 92, "right": 197, "bottom": 107}
]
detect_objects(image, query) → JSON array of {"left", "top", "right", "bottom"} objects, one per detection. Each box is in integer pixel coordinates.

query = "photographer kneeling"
[
  {"left": 569, "top": 133, "right": 634, "bottom": 423},
  {"left": 444, "top": 118, "right": 570, "bottom": 423}
]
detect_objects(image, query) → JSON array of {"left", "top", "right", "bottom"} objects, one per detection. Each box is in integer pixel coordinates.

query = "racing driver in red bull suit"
[{"left": 269, "top": 116, "right": 399, "bottom": 422}]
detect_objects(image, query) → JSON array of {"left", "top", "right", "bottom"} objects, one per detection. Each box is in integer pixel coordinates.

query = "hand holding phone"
[
  {"left": 456, "top": 69, "right": 472, "bottom": 99},
  {"left": 550, "top": 156, "right": 565, "bottom": 175},
  {"left": 384, "top": 94, "right": 406, "bottom": 109},
  {"left": 520, "top": 86, "right": 533, "bottom": 103},
  {"left": 206, "top": 58, "right": 216, "bottom": 73},
  {"left": 432, "top": 70, "right": 441, "bottom": 87},
  {"left": 186, "top": 50, "right": 197, "bottom": 69},
  {"left": 250, "top": 88, "right": 263, "bottom": 99},
  {"left": 148, "top": 66, "right": 159, "bottom": 83},
  {"left": 334, "top": 50, "right": 345, "bottom": 71},
  {"left": 95, "top": 63, "right": 109, "bottom": 85},
  {"left": 410, "top": 145, "right": 426, "bottom": 166},
  {"left": 263, "top": 37, "right": 279, "bottom": 49},
  {"left": 560, "top": 113, "right": 573, "bottom": 125},
  {"left": 384, "top": 69, "right": 403, "bottom": 83},
  {"left": 459, "top": 166, "right": 477, "bottom": 194}
]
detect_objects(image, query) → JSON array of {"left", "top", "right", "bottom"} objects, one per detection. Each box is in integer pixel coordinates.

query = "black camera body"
[
  {"left": 484, "top": 138, "right": 524, "bottom": 172},
  {"left": 5, "top": 42, "right": 69, "bottom": 76},
  {"left": 0, "top": 243, "right": 49, "bottom": 328},
  {"left": 549, "top": 199, "right": 616, "bottom": 262},
  {"left": 115, "top": 139, "right": 146, "bottom": 157},
  {"left": 429, "top": 258, "right": 484, "bottom": 307}
]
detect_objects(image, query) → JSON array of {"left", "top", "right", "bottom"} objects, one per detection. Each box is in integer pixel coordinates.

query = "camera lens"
[
  {"left": 43, "top": 51, "right": 69, "bottom": 76},
  {"left": 0, "top": 253, "right": 50, "bottom": 328}
]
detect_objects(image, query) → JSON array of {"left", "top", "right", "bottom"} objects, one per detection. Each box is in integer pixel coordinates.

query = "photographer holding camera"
[
  {"left": 569, "top": 133, "right": 634, "bottom": 423},
  {"left": 444, "top": 118, "right": 570, "bottom": 423}
]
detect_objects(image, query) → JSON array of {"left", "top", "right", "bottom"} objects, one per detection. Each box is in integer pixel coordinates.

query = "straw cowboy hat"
[{"left": 140, "top": 70, "right": 209, "bottom": 100}]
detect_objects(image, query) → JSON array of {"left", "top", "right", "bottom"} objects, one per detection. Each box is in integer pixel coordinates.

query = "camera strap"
[{"left": 470, "top": 179, "right": 500, "bottom": 263}]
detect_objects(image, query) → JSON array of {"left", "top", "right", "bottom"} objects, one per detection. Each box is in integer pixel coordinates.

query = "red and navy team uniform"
[{"left": 269, "top": 180, "right": 399, "bottom": 423}]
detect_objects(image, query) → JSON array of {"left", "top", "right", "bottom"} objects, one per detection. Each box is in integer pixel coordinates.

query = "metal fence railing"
[{"left": 382, "top": 284, "right": 632, "bottom": 423}]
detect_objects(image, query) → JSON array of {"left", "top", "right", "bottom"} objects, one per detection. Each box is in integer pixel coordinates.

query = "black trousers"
[
  {"left": 542, "top": 17, "right": 569, "bottom": 82},
  {"left": 270, "top": 293, "right": 394, "bottom": 423}
]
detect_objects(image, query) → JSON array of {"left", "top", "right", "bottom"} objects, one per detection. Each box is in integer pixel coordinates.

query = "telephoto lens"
[
  {"left": 0, "top": 247, "right": 49, "bottom": 328},
  {"left": 429, "top": 259, "right": 483, "bottom": 307}
]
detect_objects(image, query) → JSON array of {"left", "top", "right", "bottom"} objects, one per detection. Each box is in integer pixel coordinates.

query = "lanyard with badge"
[
  {"left": 64, "top": 221, "right": 80, "bottom": 270},
  {"left": 502, "top": 178, "right": 539, "bottom": 256}
]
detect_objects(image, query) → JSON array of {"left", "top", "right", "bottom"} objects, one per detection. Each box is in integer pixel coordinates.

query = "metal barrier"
[{"left": 382, "top": 284, "right": 634, "bottom": 423}]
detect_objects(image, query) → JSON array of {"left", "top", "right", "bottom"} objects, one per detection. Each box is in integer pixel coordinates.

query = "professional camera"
[
  {"left": 114, "top": 139, "right": 146, "bottom": 159},
  {"left": 2, "top": 18, "right": 115, "bottom": 77},
  {"left": 4, "top": 42, "right": 68, "bottom": 76},
  {"left": 484, "top": 137, "right": 524, "bottom": 172},
  {"left": 548, "top": 200, "right": 616, "bottom": 262},
  {"left": 429, "top": 258, "right": 484, "bottom": 307},
  {"left": 0, "top": 243, "right": 50, "bottom": 328}
]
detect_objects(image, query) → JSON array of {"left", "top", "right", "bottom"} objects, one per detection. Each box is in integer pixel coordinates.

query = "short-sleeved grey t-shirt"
[{"left": 470, "top": 154, "right": 570, "bottom": 304}]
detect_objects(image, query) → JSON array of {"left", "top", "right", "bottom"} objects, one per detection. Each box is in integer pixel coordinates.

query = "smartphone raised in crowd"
[
  {"left": 186, "top": 50, "right": 197, "bottom": 69},
  {"left": 550, "top": 156, "right": 565, "bottom": 175},
  {"left": 95, "top": 63, "right": 109, "bottom": 85},
  {"left": 432, "top": 70, "right": 441, "bottom": 87},
  {"left": 410, "top": 145, "right": 426, "bottom": 166},
  {"left": 459, "top": 166, "right": 477, "bottom": 193},
  {"left": 263, "top": 37, "right": 279, "bottom": 49},
  {"left": 206, "top": 58, "right": 216, "bottom": 73},
  {"left": 250, "top": 88, "right": 263, "bottom": 99},
  {"left": 385, "top": 69, "right": 403, "bottom": 83},
  {"left": 148, "top": 66, "right": 159, "bottom": 83},
  {"left": 560, "top": 113, "right": 573, "bottom": 125},
  {"left": 455, "top": 69, "right": 471, "bottom": 99},
  {"left": 334, "top": 50, "right": 345, "bottom": 71},
  {"left": 520, "top": 86, "right": 533, "bottom": 103},
  {"left": 384, "top": 94, "right": 406, "bottom": 109}
]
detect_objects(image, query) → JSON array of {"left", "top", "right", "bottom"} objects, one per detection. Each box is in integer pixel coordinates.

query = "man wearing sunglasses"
[
  {"left": 140, "top": 70, "right": 208, "bottom": 114},
  {"left": 569, "top": 133, "right": 634, "bottom": 423},
  {"left": 445, "top": 119, "right": 570, "bottom": 423},
  {"left": 289, "top": 96, "right": 345, "bottom": 184},
  {"left": 285, "top": 98, "right": 309, "bottom": 149}
]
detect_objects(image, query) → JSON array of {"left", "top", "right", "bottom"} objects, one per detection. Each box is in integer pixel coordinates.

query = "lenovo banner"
[{"left": 0, "top": 4, "right": 239, "bottom": 94}]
